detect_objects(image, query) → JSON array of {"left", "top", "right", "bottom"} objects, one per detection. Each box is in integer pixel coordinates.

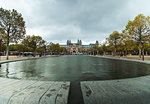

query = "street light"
[
  {"left": 142, "top": 42, "right": 144, "bottom": 61},
  {"left": 0, "top": 38, "right": 1, "bottom": 67}
]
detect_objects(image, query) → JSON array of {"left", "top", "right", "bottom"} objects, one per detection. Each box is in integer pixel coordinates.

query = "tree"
[
  {"left": 0, "top": 8, "right": 26, "bottom": 59},
  {"left": 122, "top": 39, "right": 135, "bottom": 55},
  {"left": 107, "top": 31, "right": 123, "bottom": 56},
  {"left": 101, "top": 44, "right": 107, "bottom": 55},
  {"left": 22, "top": 35, "right": 45, "bottom": 56},
  {"left": 123, "top": 14, "right": 150, "bottom": 58},
  {"left": 1, "top": 42, "right": 6, "bottom": 52},
  {"left": 59, "top": 47, "right": 64, "bottom": 52},
  {"left": 9, "top": 44, "right": 16, "bottom": 51},
  {"left": 48, "top": 43, "right": 62, "bottom": 55},
  {"left": 144, "top": 43, "right": 150, "bottom": 55},
  {"left": 0, "top": 34, "right": 5, "bottom": 52},
  {"left": 37, "top": 46, "right": 45, "bottom": 54},
  {"left": 14, "top": 44, "right": 27, "bottom": 56},
  {"left": 119, "top": 34, "right": 138, "bottom": 56}
]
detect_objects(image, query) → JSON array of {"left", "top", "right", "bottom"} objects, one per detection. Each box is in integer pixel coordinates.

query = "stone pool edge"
[
  {"left": 81, "top": 75, "right": 150, "bottom": 104},
  {"left": 0, "top": 77, "right": 70, "bottom": 104}
]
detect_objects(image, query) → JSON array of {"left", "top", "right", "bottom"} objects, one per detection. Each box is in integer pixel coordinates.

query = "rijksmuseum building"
[{"left": 60, "top": 40, "right": 99, "bottom": 53}]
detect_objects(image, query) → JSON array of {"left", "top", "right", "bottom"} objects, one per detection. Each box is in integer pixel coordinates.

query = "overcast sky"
[{"left": 1, "top": 0, "right": 150, "bottom": 44}]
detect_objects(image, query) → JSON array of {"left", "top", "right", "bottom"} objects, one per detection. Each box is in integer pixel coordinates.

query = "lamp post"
[
  {"left": 0, "top": 38, "right": 1, "bottom": 67},
  {"left": 142, "top": 42, "right": 144, "bottom": 61}
]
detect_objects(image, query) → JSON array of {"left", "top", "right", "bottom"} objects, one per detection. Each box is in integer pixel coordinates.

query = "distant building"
[
  {"left": 66, "top": 40, "right": 82, "bottom": 53},
  {"left": 60, "top": 40, "right": 99, "bottom": 53}
]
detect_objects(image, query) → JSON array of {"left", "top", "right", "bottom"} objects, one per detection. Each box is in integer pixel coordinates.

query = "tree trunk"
[
  {"left": 114, "top": 48, "right": 116, "bottom": 56},
  {"left": 23, "top": 51, "right": 24, "bottom": 56},
  {"left": 103, "top": 51, "right": 105, "bottom": 56},
  {"left": 34, "top": 51, "right": 36, "bottom": 57},
  {"left": 33, "top": 48, "right": 36, "bottom": 57},
  {"left": 146, "top": 51, "right": 148, "bottom": 56},
  {"left": 139, "top": 42, "right": 141, "bottom": 58},
  {"left": 124, "top": 51, "right": 127, "bottom": 56},
  {"left": 6, "top": 40, "right": 9, "bottom": 60},
  {"left": 19, "top": 51, "right": 21, "bottom": 56}
]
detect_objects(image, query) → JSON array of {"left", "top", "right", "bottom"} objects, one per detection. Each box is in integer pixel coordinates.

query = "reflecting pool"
[{"left": 0, "top": 55, "right": 150, "bottom": 81}]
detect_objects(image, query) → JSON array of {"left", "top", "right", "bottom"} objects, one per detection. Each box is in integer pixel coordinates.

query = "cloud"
[{"left": 0, "top": 0, "right": 150, "bottom": 44}]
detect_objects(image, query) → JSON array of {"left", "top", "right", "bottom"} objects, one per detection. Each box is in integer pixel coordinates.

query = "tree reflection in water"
[{"left": 5, "top": 63, "right": 9, "bottom": 78}]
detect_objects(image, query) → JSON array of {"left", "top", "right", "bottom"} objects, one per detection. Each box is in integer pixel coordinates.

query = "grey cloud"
[{"left": 1, "top": 0, "right": 150, "bottom": 44}]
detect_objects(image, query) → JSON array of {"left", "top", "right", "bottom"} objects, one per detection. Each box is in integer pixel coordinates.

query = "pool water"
[{"left": 0, "top": 55, "right": 150, "bottom": 81}]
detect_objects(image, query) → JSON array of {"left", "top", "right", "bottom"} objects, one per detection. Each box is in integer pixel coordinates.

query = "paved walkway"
[
  {"left": 81, "top": 75, "right": 150, "bottom": 104},
  {"left": 0, "top": 78, "right": 70, "bottom": 104},
  {"left": 101, "top": 55, "right": 150, "bottom": 62},
  {"left": 0, "top": 56, "right": 31, "bottom": 61},
  {"left": 1, "top": 76, "right": 150, "bottom": 104}
]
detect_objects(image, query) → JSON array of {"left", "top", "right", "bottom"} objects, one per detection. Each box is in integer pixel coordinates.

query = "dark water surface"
[{"left": 0, "top": 55, "right": 150, "bottom": 81}]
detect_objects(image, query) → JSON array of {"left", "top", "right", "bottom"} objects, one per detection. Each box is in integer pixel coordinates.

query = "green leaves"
[
  {"left": 48, "top": 43, "right": 63, "bottom": 52},
  {"left": 0, "top": 7, "right": 26, "bottom": 59},
  {"left": 107, "top": 31, "right": 123, "bottom": 53},
  {"left": 22, "top": 35, "right": 45, "bottom": 53},
  {"left": 0, "top": 8, "right": 26, "bottom": 43},
  {"left": 123, "top": 14, "right": 150, "bottom": 42},
  {"left": 122, "top": 14, "right": 150, "bottom": 57}
]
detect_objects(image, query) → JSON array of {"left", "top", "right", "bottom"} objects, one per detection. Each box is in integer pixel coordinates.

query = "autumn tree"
[
  {"left": 0, "top": 24, "right": 5, "bottom": 54},
  {"left": 15, "top": 44, "right": 28, "bottom": 55},
  {"left": 122, "top": 39, "right": 135, "bottom": 55},
  {"left": 1, "top": 43, "right": 6, "bottom": 52},
  {"left": 123, "top": 14, "right": 150, "bottom": 58},
  {"left": 36, "top": 42, "right": 48, "bottom": 55},
  {"left": 0, "top": 8, "right": 26, "bottom": 59},
  {"left": 22, "top": 35, "right": 45, "bottom": 56},
  {"left": 101, "top": 44, "right": 107, "bottom": 55},
  {"left": 99, "top": 40, "right": 110, "bottom": 55},
  {"left": 145, "top": 35, "right": 150, "bottom": 44},
  {"left": 37, "top": 46, "right": 45, "bottom": 54},
  {"left": 107, "top": 31, "right": 123, "bottom": 56},
  {"left": 9, "top": 44, "right": 16, "bottom": 51},
  {"left": 59, "top": 47, "right": 64, "bottom": 52},
  {"left": 48, "top": 43, "right": 63, "bottom": 55},
  {"left": 0, "top": 35, "right": 6, "bottom": 53}
]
